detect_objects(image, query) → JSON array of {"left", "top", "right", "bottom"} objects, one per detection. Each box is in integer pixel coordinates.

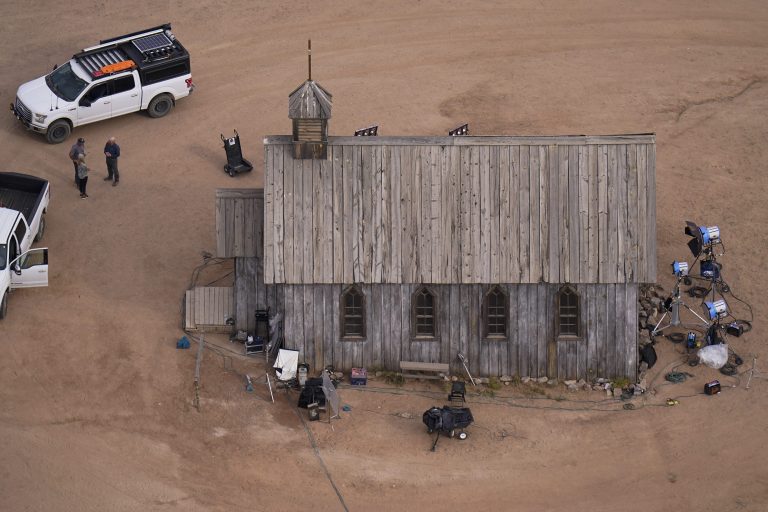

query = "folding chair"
[{"left": 273, "top": 348, "right": 299, "bottom": 388}]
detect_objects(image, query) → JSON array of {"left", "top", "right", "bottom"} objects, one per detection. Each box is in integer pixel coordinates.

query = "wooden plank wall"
[
  {"left": 274, "top": 283, "right": 637, "bottom": 380},
  {"left": 234, "top": 257, "right": 263, "bottom": 333},
  {"left": 215, "top": 189, "right": 264, "bottom": 258},
  {"left": 263, "top": 137, "right": 656, "bottom": 285},
  {"left": 185, "top": 286, "right": 235, "bottom": 333}
]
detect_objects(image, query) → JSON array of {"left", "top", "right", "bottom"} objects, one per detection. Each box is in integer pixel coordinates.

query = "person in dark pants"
[
  {"left": 77, "top": 154, "right": 89, "bottom": 199},
  {"left": 69, "top": 137, "right": 85, "bottom": 187},
  {"left": 103, "top": 136, "right": 120, "bottom": 186}
]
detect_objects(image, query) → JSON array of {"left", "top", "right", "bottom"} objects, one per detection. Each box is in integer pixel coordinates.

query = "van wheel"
[
  {"left": 34, "top": 214, "right": 46, "bottom": 242},
  {"left": 0, "top": 292, "right": 8, "bottom": 320},
  {"left": 147, "top": 94, "right": 173, "bottom": 118},
  {"left": 46, "top": 120, "right": 71, "bottom": 144}
]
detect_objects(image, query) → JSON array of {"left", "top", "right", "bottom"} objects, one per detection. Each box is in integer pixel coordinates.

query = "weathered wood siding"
[
  {"left": 215, "top": 189, "right": 264, "bottom": 258},
  {"left": 184, "top": 286, "right": 235, "bottom": 333},
  {"left": 273, "top": 283, "right": 637, "bottom": 380},
  {"left": 234, "top": 258, "right": 262, "bottom": 333},
  {"left": 263, "top": 135, "right": 656, "bottom": 285}
]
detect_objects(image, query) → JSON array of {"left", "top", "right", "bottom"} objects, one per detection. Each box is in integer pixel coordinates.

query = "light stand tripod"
[
  {"left": 652, "top": 276, "right": 709, "bottom": 335},
  {"left": 746, "top": 357, "right": 768, "bottom": 389}
]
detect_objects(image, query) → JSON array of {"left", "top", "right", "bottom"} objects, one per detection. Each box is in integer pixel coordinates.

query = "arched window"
[
  {"left": 413, "top": 287, "right": 437, "bottom": 338},
  {"left": 557, "top": 286, "right": 580, "bottom": 337},
  {"left": 341, "top": 286, "right": 365, "bottom": 338},
  {"left": 484, "top": 286, "right": 508, "bottom": 338}
]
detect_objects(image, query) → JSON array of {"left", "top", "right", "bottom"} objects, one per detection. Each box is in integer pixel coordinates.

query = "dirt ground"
[{"left": 1, "top": 1, "right": 767, "bottom": 510}]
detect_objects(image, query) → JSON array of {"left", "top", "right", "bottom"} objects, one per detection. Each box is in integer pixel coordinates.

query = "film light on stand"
[
  {"left": 699, "top": 226, "right": 720, "bottom": 245},
  {"left": 672, "top": 261, "right": 689, "bottom": 277},
  {"left": 703, "top": 299, "right": 728, "bottom": 321},
  {"left": 684, "top": 221, "right": 723, "bottom": 257}
]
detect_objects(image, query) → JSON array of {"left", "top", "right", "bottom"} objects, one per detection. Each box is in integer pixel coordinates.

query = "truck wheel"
[
  {"left": 34, "top": 214, "right": 46, "bottom": 242},
  {"left": 0, "top": 292, "right": 7, "bottom": 320},
  {"left": 147, "top": 94, "right": 174, "bottom": 118},
  {"left": 46, "top": 120, "right": 71, "bottom": 144}
]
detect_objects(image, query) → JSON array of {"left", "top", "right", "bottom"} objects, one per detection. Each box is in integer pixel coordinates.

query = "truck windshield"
[
  {"left": 0, "top": 244, "right": 6, "bottom": 270},
  {"left": 46, "top": 63, "right": 88, "bottom": 102}
]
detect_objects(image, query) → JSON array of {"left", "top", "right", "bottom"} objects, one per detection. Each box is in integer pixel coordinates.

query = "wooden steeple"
[{"left": 288, "top": 40, "right": 332, "bottom": 159}]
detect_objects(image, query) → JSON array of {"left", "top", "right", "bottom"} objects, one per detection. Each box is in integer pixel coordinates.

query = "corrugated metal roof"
[{"left": 288, "top": 80, "right": 333, "bottom": 119}]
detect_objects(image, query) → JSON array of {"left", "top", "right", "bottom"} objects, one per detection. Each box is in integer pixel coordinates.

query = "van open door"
[{"left": 9, "top": 248, "right": 48, "bottom": 288}]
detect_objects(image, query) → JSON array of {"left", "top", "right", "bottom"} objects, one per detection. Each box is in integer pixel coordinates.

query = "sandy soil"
[{"left": 1, "top": 1, "right": 767, "bottom": 510}]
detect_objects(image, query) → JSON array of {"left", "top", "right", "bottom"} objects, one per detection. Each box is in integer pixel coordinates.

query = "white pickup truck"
[
  {"left": 0, "top": 173, "right": 50, "bottom": 319},
  {"left": 10, "top": 23, "right": 193, "bottom": 144}
]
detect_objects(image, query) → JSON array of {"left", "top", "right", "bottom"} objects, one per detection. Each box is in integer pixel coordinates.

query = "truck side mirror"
[
  {"left": 79, "top": 98, "right": 91, "bottom": 107},
  {"left": 13, "top": 263, "right": 21, "bottom": 275}
]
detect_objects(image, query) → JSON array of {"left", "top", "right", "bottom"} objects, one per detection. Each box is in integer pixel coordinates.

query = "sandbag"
[{"left": 640, "top": 343, "right": 658, "bottom": 369}]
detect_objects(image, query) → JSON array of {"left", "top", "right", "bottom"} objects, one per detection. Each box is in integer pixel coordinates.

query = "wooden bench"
[{"left": 399, "top": 361, "right": 450, "bottom": 380}]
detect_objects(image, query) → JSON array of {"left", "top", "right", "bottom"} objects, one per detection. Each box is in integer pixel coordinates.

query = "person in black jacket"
[{"left": 103, "top": 136, "right": 120, "bottom": 186}]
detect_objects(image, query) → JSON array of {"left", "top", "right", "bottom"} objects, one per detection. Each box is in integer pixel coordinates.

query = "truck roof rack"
[
  {"left": 76, "top": 48, "right": 131, "bottom": 78},
  {"left": 73, "top": 23, "right": 188, "bottom": 79}
]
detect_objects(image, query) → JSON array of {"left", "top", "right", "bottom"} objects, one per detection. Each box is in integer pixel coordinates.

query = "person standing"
[
  {"left": 69, "top": 137, "right": 85, "bottom": 187},
  {"left": 103, "top": 136, "right": 120, "bottom": 186},
  {"left": 77, "top": 154, "right": 89, "bottom": 199}
]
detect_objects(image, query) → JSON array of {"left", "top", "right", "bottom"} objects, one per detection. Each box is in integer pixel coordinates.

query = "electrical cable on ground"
[
  {"left": 294, "top": 409, "right": 349, "bottom": 512},
  {"left": 341, "top": 383, "right": 629, "bottom": 413},
  {"left": 665, "top": 372, "right": 689, "bottom": 383},
  {"left": 666, "top": 332, "right": 686, "bottom": 343}
]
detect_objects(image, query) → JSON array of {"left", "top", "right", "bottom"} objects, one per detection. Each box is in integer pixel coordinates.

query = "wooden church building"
[{"left": 215, "top": 76, "right": 657, "bottom": 381}]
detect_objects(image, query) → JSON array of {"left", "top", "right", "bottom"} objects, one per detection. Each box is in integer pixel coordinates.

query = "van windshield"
[
  {"left": 0, "top": 244, "right": 6, "bottom": 271},
  {"left": 46, "top": 62, "right": 88, "bottom": 102}
]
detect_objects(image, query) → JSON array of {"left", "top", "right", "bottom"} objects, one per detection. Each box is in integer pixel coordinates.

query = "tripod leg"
[
  {"left": 747, "top": 357, "right": 756, "bottom": 389},
  {"left": 431, "top": 431, "right": 441, "bottom": 452},
  {"left": 681, "top": 303, "right": 709, "bottom": 326},
  {"left": 652, "top": 312, "right": 669, "bottom": 335}
]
